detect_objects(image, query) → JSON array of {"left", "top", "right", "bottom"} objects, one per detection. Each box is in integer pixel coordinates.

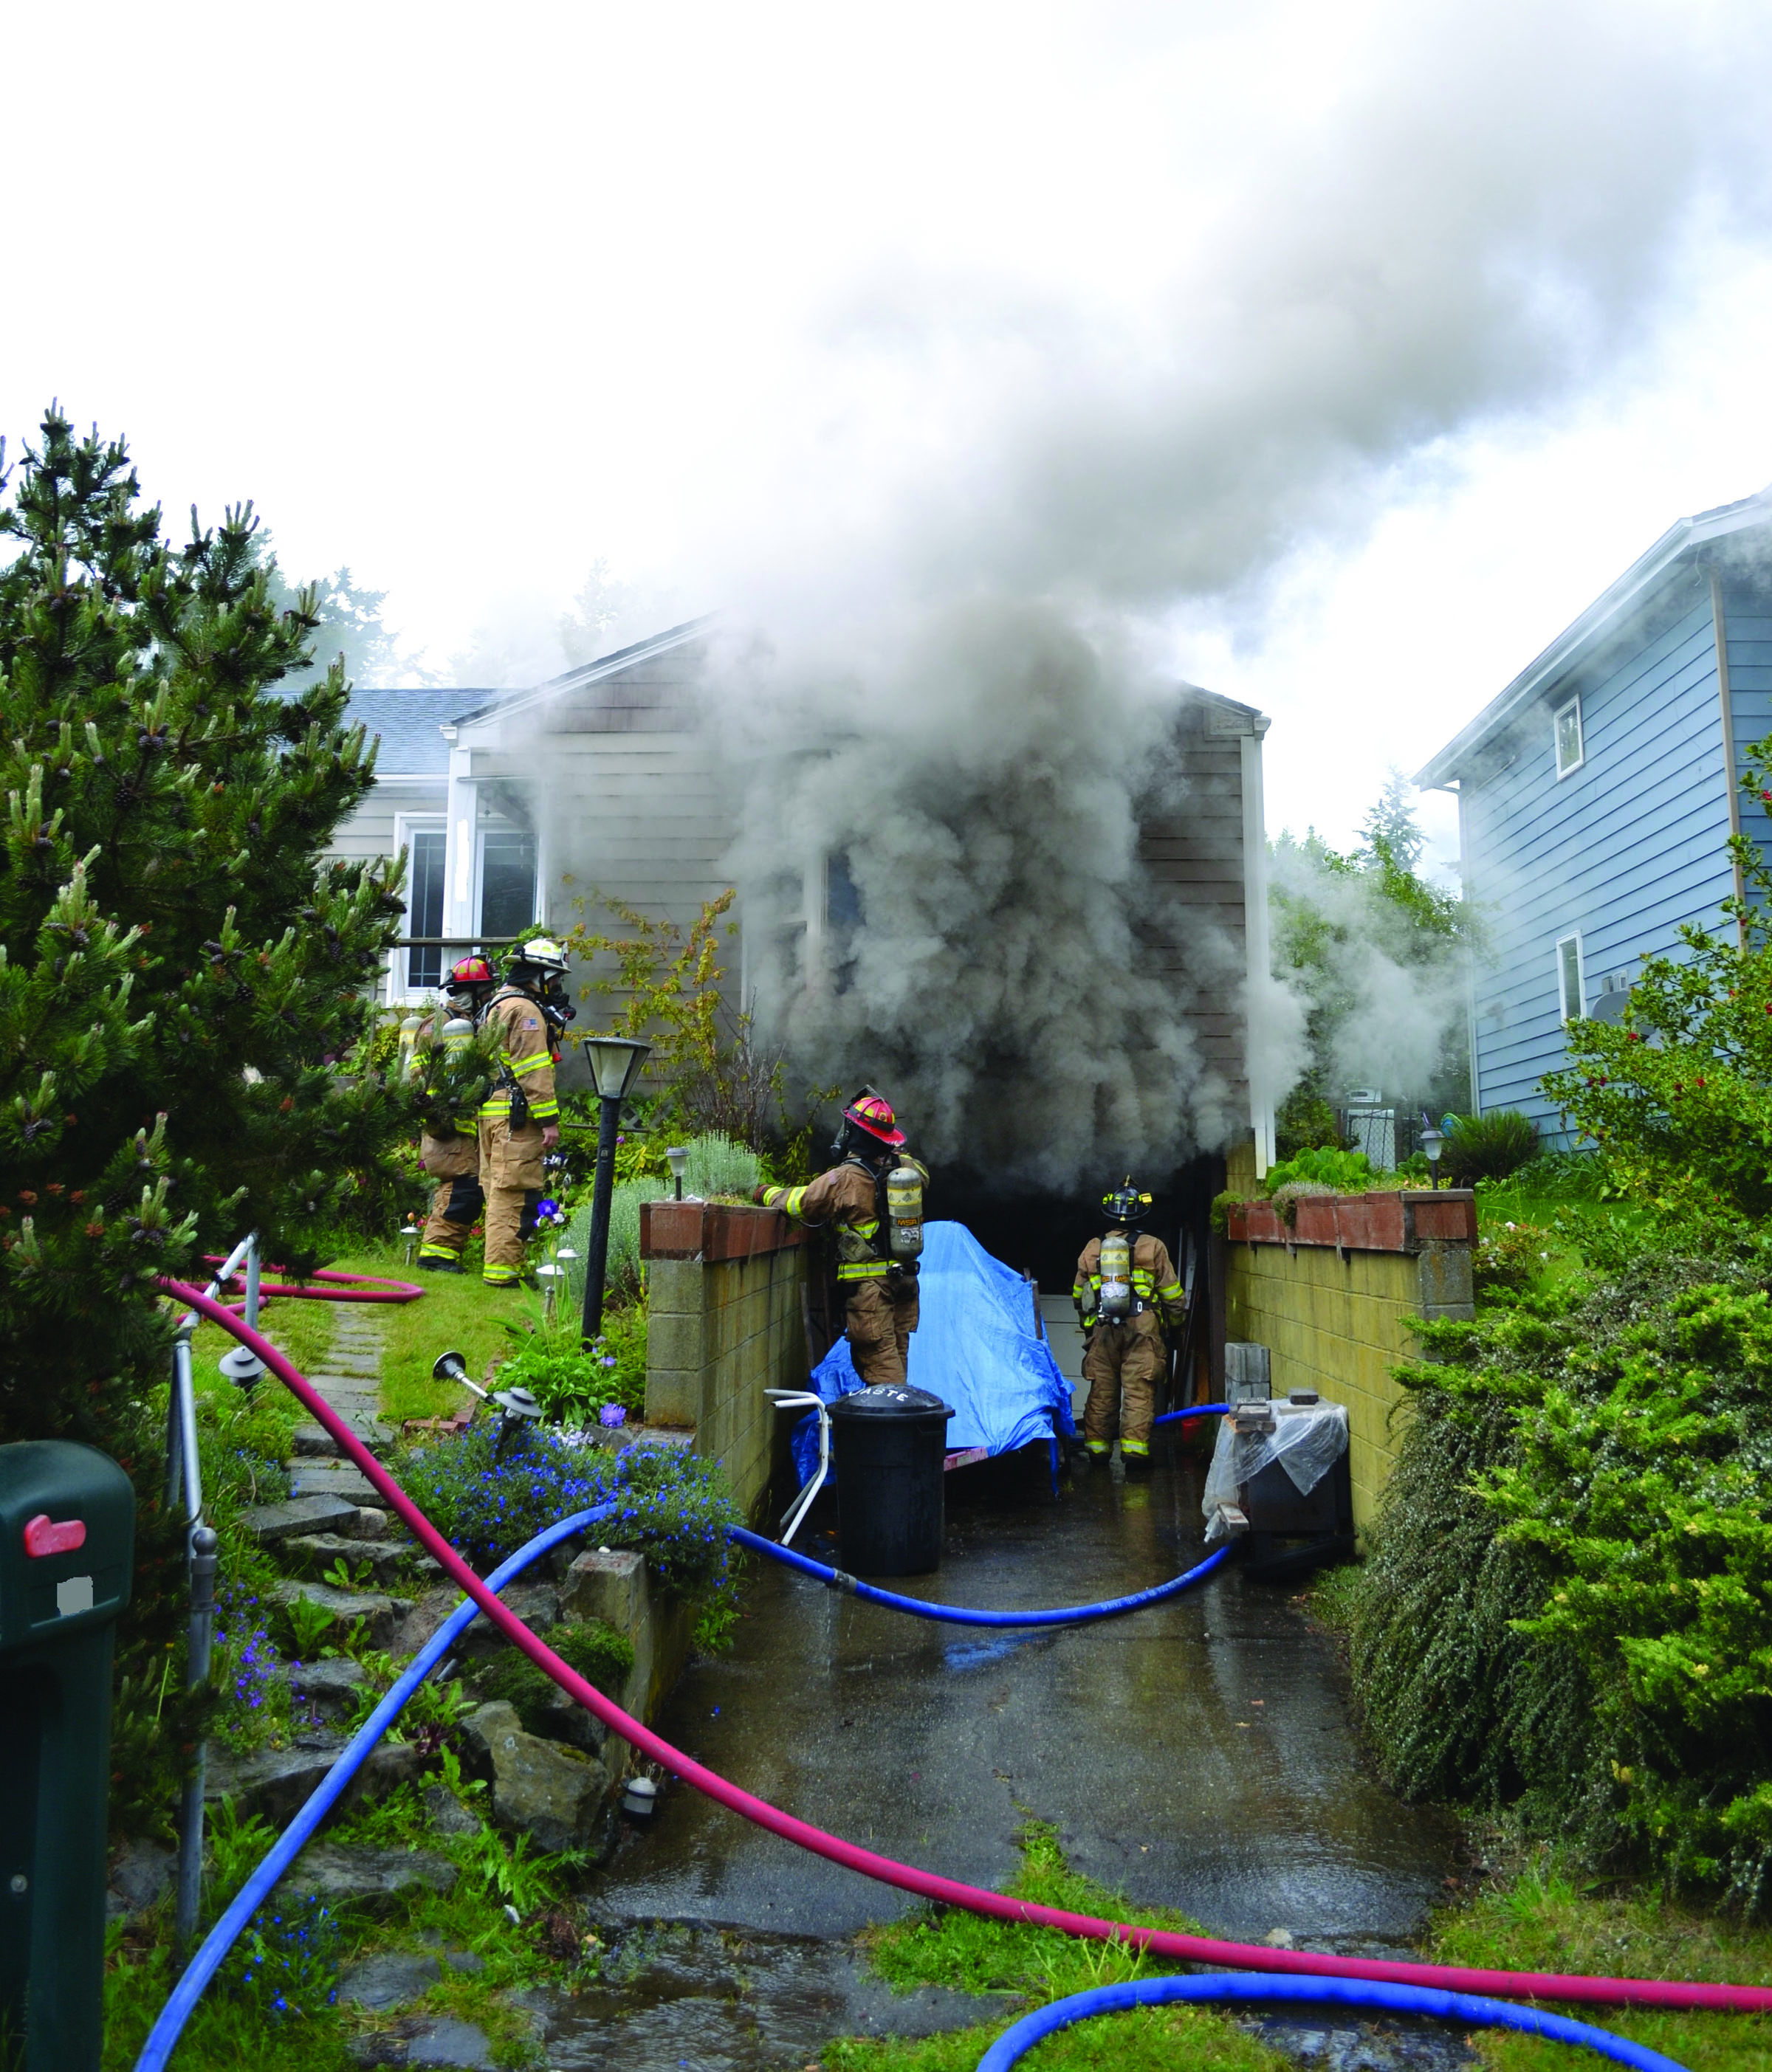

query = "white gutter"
[{"left": 1240, "top": 716, "right": 1276, "bottom": 1177}]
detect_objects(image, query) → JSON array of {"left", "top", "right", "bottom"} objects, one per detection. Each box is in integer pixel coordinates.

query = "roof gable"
[{"left": 1416, "top": 486, "right": 1772, "bottom": 789}]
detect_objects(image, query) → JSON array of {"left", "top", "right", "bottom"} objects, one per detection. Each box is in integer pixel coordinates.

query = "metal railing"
[{"left": 165, "top": 1232, "right": 264, "bottom": 1949}]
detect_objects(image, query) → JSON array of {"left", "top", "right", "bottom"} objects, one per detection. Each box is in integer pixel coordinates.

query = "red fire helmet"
[
  {"left": 844, "top": 1089, "right": 906, "bottom": 1148},
  {"left": 449, "top": 954, "right": 495, "bottom": 988}
]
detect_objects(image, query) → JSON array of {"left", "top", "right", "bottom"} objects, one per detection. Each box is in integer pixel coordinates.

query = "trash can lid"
[{"left": 828, "top": 1384, "right": 955, "bottom": 1420}]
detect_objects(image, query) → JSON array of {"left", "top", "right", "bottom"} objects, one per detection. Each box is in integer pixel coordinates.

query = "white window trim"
[
  {"left": 392, "top": 812, "right": 447, "bottom": 1002},
  {"left": 1556, "top": 930, "right": 1586, "bottom": 1025},
  {"left": 1554, "top": 693, "right": 1584, "bottom": 779}
]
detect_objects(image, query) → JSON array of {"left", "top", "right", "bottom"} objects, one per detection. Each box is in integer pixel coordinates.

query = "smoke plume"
[
  {"left": 569, "top": 1, "right": 1772, "bottom": 1186},
  {"left": 713, "top": 598, "right": 1243, "bottom": 1188}
]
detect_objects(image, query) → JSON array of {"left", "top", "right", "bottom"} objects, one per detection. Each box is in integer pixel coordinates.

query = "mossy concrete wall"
[{"left": 641, "top": 1202, "right": 811, "bottom": 1524}]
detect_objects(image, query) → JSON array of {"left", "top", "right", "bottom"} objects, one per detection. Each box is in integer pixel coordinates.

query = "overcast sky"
[{"left": 9, "top": 0, "right": 1772, "bottom": 867}]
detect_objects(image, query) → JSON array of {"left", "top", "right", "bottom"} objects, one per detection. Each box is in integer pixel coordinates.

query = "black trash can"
[{"left": 828, "top": 1385, "right": 955, "bottom": 1576}]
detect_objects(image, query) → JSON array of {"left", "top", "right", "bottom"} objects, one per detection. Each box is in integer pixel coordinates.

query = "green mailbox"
[{"left": 0, "top": 1440, "right": 135, "bottom": 2072}]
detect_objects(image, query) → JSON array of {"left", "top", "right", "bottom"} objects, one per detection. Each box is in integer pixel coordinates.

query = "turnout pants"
[
  {"left": 420, "top": 1174, "right": 484, "bottom": 1263},
  {"left": 478, "top": 1113, "right": 545, "bottom": 1285},
  {"left": 1082, "top": 1312, "right": 1166, "bottom": 1453},
  {"left": 845, "top": 1275, "right": 921, "bottom": 1386}
]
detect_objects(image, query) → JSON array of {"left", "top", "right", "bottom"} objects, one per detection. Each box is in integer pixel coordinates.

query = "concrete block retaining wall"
[
  {"left": 1223, "top": 1189, "right": 1476, "bottom": 1536},
  {"left": 641, "top": 1201, "right": 813, "bottom": 1524}
]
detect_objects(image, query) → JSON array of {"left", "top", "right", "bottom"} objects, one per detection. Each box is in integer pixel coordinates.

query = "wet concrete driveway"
[{"left": 586, "top": 1436, "right": 1456, "bottom": 1952}]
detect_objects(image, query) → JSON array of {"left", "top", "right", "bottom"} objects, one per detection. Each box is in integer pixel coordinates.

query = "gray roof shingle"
[{"left": 345, "top": 688, "right": 491, "bottom": 777}]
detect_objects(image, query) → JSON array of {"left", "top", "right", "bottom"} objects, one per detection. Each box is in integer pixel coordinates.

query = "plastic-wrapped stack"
[{"left": 1203, "top": 1396, "right": 1349, "bottom": 1543}]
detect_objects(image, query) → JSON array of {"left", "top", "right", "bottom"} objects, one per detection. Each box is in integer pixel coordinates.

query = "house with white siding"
[
  {"left": 332, "top": 621, "right": 720, "bottom": 999},
  {"left": 1417, "top": 486, "right": 1772, "bottom": 1140}
]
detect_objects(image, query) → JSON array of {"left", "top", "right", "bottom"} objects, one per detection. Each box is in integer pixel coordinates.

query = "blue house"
[{"left": 1416, "top": 486, "right": 1772, "bottom": 1140}]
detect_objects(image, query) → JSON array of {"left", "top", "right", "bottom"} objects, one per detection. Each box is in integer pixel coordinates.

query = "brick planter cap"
[{"left": 639, "top": 1200, "right": 809, "bottom": 1262}]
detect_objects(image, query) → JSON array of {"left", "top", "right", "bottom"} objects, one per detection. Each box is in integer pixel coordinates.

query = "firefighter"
[
  {"left": 1072, "top": 1180, "right": 1187, "bottom": 1473},
  {"left": 478, "top": 939, "right": 569, "bottom": 1288},
  {"left": 416, "top": 954, "right": 497, "bottom": 1273},
  {"left": 754, "top": 1087, "right": 928, "bottom": 1386}
]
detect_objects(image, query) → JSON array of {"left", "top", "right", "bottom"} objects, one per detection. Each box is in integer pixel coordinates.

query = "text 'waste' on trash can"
[
  {"left": 0, "top": 1441, "right": 135, "bottom": 2072},
  {"left": 828, "top": 1384, "right": 955, "bottom": 1577}
]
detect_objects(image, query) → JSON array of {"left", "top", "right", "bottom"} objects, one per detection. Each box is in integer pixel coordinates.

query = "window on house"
[
  {"left": 479, "top": 829, "right": 538, "bottom": 939},
  {"left": 405, "top": 828, "right": 448, "bottom": 992},
  {"left": 1556, "top": 932, "right": 1585, "bottom": 1023},
  {"left": 1554, "top": 695, "right": 1584, "bottom": 778},
  {"left": 825, "top": 850, "right": 861, "bottom": 995}
]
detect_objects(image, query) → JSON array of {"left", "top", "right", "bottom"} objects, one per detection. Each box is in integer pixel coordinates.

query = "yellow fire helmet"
[{"left": 510, "top": 937, "right": 569, "bottom": 977}]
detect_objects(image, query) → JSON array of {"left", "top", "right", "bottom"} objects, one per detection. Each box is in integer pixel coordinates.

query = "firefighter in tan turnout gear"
[
  {"left": 416, "top": 955, "right": 497, "bottom": 1273},
  {"left": 755, "top": 1088, "right": 929, "bottom": 1386},
  {"left": 478, "top": 940, "right": 569, "bottom": 1287},
  {"left": 1073, "top": 1180, "right": 1187, "bottom": 1473}
]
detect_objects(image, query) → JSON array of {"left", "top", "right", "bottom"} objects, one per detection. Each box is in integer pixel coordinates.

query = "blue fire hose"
[
  {"left": 729, "top": 1524, "right": 1229, "bottom": 1624},
  {"left": 975, "top": 1973, "right": 1691, "bottom": 2072},
  {"left": 133, "top": 1503, "right": 614, "bottom": 2072},
  {"left": 730, "top": 1399, "right": 1232, "bottom": 1624}
]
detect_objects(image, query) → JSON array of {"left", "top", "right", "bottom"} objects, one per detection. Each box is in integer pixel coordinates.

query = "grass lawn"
[
  {"left": 829, "top": 1827, "right": 1772, "bottom": 2072},
  {"left": 181, "top": 1237, "right": 544, "bottom": 1427},
  {"left": 1429, "top": 1862, "right": 1772, "bottom": 2072},
  {"left": 823, "top": 1824, "right": 1290, "bottom": 2072}
]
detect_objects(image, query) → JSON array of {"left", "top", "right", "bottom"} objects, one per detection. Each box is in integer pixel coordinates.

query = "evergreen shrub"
[
  {"left": 1352, "top": 1256, "right": 1772, "bottom": 1909},
  {"left": 0, "top": 410, "right": 432, "bottom": 1832}
]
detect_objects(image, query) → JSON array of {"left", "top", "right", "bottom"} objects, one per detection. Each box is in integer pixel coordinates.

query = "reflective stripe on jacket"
[
  {"left": 761, "top": 1156, "right": 927, "bottom": 1282},
  {"left": 478, "top": 987, "right": 560, "bottom": 1123},
  {"left": 1074, "top": 1230, "right": 1187, "bottom": 1326}
]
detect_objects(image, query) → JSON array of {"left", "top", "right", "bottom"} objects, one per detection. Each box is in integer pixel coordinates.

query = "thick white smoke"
[
  {"left": 1267, "top": 835, "right": 1468, "bottom": 1112},
  {"left": 713, "top": 598, "right": 1243, "bottom": 1188},
  {"left": 566, "top": 1, "right": 1772, "bottom": 1185}
]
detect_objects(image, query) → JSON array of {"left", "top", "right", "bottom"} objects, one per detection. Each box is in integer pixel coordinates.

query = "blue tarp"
[{"left": 790, "top": 1220, "right": 1076, "bottom": 1488}]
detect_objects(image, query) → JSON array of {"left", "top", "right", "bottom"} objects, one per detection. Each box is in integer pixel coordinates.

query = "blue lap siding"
[{"left": 1420, "top": 494, "right": 1772, "bottom": 1147}]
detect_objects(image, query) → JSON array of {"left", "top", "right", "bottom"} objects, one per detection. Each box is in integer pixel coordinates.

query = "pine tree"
[{"left": 0, "top": 406, "right": 415, "bottom": 1442}]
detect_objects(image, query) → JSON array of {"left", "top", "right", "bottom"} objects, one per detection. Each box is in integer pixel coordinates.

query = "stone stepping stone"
[
  {"left": 241, "top": 1493, "right": 361, "bottom": 1544},
  {"left": 337, "top": 1950, "right": 442, "bottom": 2010},
  {"left": 347, "top": 2017, "right": 496, "bottom": 2068},
  {"left": 207, "top": 1739, "right": 421, "bottom": 1826},
  {"left": 292, "top": 1417, "right": 393, "bottom": 1455},
  {"left": 289, "top": 1461, "right": 381, "bottom": 1507},
  {"left": 281, "top": 1532, "right": 412, "bottom": 1584},
  {"left": 272, "top": 1577, "right": 413, "bottom": 1649},
  {"left": 286, "top": 1654, "right": 367, "bottom": 1720},
  {"left": 275, "top": 1841, "right": 457, "bottom": 1916}
]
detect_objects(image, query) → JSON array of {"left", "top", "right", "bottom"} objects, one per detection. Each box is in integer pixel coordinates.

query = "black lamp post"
[
  {"left": 1420, "top": 1115, "right": 1444, "bottom": 1191},
  {"left": 580, "top": 1035, "right": 651, "bottom": 1346}
]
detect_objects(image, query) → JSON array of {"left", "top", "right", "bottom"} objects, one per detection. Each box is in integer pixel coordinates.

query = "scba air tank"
[
  {"left": 886, "top": 1164, "right": 925, "bottom": 1259},
  {"left": 1097, "top": 1228, "right": 1133, "bottom": 1323}
]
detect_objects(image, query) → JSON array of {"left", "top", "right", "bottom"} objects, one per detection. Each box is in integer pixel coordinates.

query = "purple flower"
[{"left": 600, "top": 1404, "right": 627, "bottom": 1428}]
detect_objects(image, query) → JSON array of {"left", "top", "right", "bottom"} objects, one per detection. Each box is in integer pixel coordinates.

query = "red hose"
[
  {"left": 162, "top": 1278, "right": 1772, "bottom": 2015},
  {"left": 201, "top": 1259, "right": 424, "bottom": 1302}
]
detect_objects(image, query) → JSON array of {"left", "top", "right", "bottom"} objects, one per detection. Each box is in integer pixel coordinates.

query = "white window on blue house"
[
  {"left": 1556, "top": 932, "right": 1586, "bottom": 1023},
  {"left": 1554, "top": 694, "right": 1584, "bottom": 778}
]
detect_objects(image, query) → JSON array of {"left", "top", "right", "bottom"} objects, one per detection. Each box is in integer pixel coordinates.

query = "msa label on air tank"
[{"left": 57, "top": 1574, "right": 95, "bottom": 1617}]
